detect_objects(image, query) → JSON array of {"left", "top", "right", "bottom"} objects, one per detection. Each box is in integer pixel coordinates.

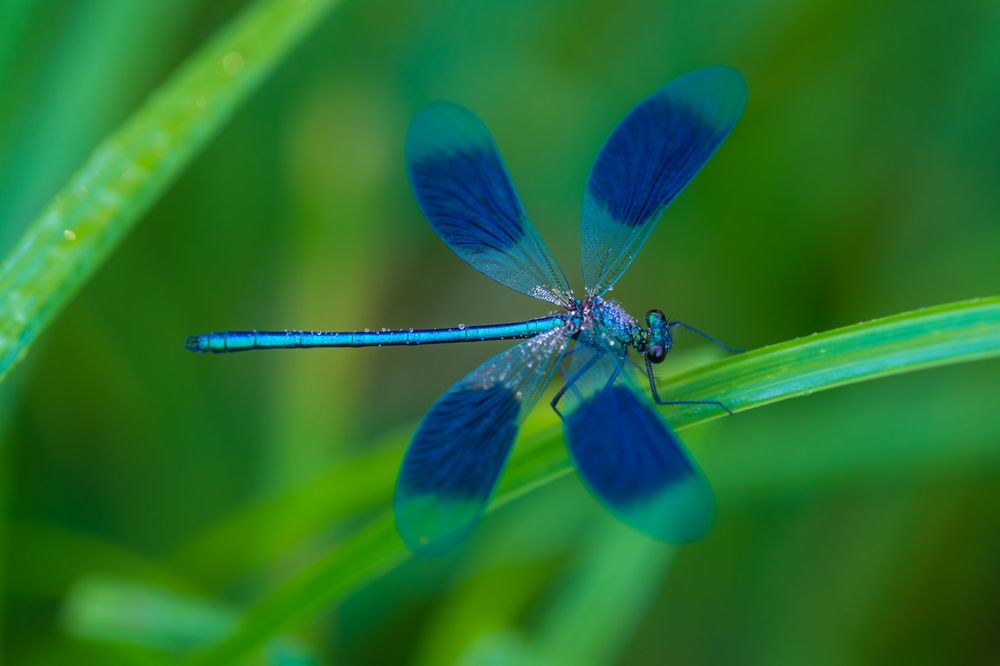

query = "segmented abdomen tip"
[{"left": 185, "top": 334, "right": 207, "bottom": 353}]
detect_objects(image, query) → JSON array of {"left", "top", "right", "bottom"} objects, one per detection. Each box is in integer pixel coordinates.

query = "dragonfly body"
[
  {"left": 572, "top": 296, "right": 673, "bottom": 357},
  {"left": 188, "top": 66, "right": 748, "bottom": 554},
  {"left": 186, "top": 295, "right": 671, "bottom": 357},
  {"left": 185, "top": 316, "right": 564, "bottom": 353}
]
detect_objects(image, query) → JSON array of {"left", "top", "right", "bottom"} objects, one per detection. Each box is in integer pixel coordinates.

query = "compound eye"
[
  {"left": 646, "top": 344, "right": 666, "bottom": 364},
  {"left": 646, "top": 309, "right": 665, "bottom": 326}
]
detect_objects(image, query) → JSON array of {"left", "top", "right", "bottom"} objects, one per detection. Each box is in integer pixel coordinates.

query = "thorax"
[{"left": 565, "top": 297, "right": 644, "bottom": 350}]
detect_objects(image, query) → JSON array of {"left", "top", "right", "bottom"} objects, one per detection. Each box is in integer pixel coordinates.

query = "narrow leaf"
[
  {"left": 0, "top": 0, "right": 341, "bottom": 382},
  {"left": 186, "top": 296, "right": 1000, "bottom": 664}
]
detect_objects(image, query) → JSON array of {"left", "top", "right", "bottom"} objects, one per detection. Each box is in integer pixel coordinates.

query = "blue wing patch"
[
  {"left": 395, "top": 384, "right": 519, "bottom": 555},
  {"left": 398, "top": 383, "right": 519, "bottom": 499},
  {"left": 559, "top": 334, "right": 715, "bottom": 543},
  {"left": 582, "top": 65, "right": 747, "bottom": 294},
  {"left": 407, "top": 102, "right": 571, "bottom": 306},
  {"left": 395, "top": 327, "right": 570, "bottom": 555},
  {"left": 409, "top": 110, "right": 525, "bottom": 252},
  {"left": 566, "top": 382, "right": 715, "bottom": 543}
]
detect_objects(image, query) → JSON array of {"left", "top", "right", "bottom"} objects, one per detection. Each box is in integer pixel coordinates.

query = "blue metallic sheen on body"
[{"left": 185, "top": 316, "right": 565, "bottom": 353}]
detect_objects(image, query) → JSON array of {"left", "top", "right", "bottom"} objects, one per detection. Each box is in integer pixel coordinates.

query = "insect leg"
[
  {"left": 604, "top": 353, "right": 625, "bottom": 388},
  {"left": 668, "top": 321, "right": 744, "bottom": 353},
  {"left": 645, "top": 357, "right": 734, "bottom": 416},
  {"left": 551, "top": 350, "right": 601, "bottom": 420}
]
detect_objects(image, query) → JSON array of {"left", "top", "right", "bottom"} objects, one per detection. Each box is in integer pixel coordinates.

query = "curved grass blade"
[
  {"left": 62, "top": 576, "right": 317, "bottom": 662},
  {"left": 496, "top": 296, "right": 1000, "bottom": 502},
  {"left": 531, "top": 520, "right": 676, "bottom": 666},
  {"left": 0, "top": 3, "right": 191, "bottom": 255},
  {"left": 184, "top": 296, "right": 1000, "bottom": 664},
  {"left": 185, "top": 514, "right": 406, "bottom": 665},
  {"left": 0, "top": 0, "right": 342, "bottom": 383},
  {"left": 656, "top": 295, "right": 1000, "bottom": 423},
  {"left": 172, "top": 437, "right": 401, "bottom": 588}
]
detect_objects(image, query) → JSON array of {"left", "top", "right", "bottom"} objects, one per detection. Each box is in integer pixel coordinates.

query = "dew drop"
[
  {"left": 222, "top": 51, "right": 245, "bottom": 76},
  {"left": 364, "top": 327, "right": 370, "bottom": 333},
  {"left": 458, "top": 323, "right": 466, "bottom": 330}
]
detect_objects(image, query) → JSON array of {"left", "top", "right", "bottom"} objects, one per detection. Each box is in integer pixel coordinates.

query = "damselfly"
[{"left": 187, "top": 66, "right": 747, "bottom": 554}]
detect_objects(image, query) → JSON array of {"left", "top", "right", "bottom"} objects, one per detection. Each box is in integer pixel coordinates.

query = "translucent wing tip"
[
  {"left": 635, "top": 471, "right": 716, "bottom": 543},
  {"left": 394, "top": 492, "right": 480, "bottom": 556},
  {"left": 666, "top": 64, "right": 748, "bottom": 134},
  {"left": 693, "top": 64, "right": 748, "bottom": 93},
  {"left": 406, "top": 101, "right": 489, "bottom": 163}
]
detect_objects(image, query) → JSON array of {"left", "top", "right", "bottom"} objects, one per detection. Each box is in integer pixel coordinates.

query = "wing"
[
  {"left": 407, "top": 102, "right": 572, "bottom": 306},
  {"left": 395, "top": 325, "right": 570, "bottom": 554},
  {"left": 582, "top": 66, "right": 747, "bottom": 295},
  {"left": 558, "top": 331, "right": 715, "bottom": 542}
]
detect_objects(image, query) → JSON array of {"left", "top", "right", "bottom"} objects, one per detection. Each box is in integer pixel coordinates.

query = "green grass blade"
[
  {"left": 0, "top": 1, "right": 194, "bottom": 254},
  {"left": 0, "top": 0, "right": 341, "bottom": 383},
  {"left": 186, "top": 296, "right": 1000, "bottom": 664},
  {"left": 656, "top": 295, "right": 1000, "bottom": 421},
  {"left": 495, "top": 296, "right": 1000, "bottom": 498},
  {"left": 534, "top": 528, "right": 675, "bottom": 665},
  {"left": 62, "top": 576, "right": 318, "bottom": 664},
  {"left": 186, "top": 515, "right": 406, "bottom": 665},
  {"left": 63, "top": 577, "right": 237, "bottom": 653},
  {"left": 172, "top": 430, "right": 403, "bottom": 588}
]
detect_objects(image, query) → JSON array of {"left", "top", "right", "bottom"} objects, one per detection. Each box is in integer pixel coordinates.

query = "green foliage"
[
  {"left": 63, "top": 576, "right": 238, "bottom": 652},
  {"left": 0, "top": 0, "right": 340, "bottom": 382},
  {"left": 184, "top": 298, "right": 1000, "bottom": 663},
  {"left": 2, "top": 1, "right": 999, "bottom": 664},
  {"left": 62, "top": 576, "right": 317, "bottom": 664}
]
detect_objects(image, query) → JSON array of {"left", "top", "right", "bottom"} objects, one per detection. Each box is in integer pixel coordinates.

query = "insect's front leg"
[
  {"left": 645, "top": 357, "right": 734, "bottom": 416},
  {"left": 667, "top": 321, "right": 744, "bottom": 354}
]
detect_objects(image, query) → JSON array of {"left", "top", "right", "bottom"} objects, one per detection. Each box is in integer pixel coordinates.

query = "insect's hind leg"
[
  {"left": 645, "top": 357, "right": 735, "bottom": 416},
  {"left": 556, "top": 347, "right": 583, "bottom": 403},
  {"left": 557, "top": 346, "right": 579, "bottom": 381},
  {"left": 552, "top": 349, "right": 629, "bottom": 421},
  {"left": 551, "top": 350, "right": 601, "bottom": 421}
]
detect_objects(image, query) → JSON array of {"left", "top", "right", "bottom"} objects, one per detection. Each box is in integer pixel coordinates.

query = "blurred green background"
[{"left": 2, "top": 0, "right": 999, "bottom": 663}]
